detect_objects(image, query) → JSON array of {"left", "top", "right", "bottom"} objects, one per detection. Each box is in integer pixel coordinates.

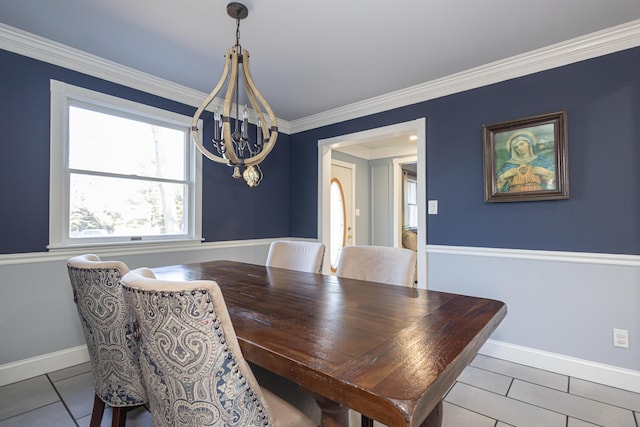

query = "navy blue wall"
[
  {"left": 2, "top": 46, "right": 638, "bottom": 255},
  {"left": 290, "top": 47, "right": 640, "bottom": 255},
  {"left": 0, "top": 49, "right": 290, "bottom": 254}
]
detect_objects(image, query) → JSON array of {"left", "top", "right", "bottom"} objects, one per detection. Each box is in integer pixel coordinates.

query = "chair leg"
[
  {"left": 111, "top": 406, "right": 128, "bottom": 427},
  {"left": 89, "top": 393, "right": 106, "bottom": 427},
  {"left": 361, "top": 415, "right": 374, "bottom": 427}
]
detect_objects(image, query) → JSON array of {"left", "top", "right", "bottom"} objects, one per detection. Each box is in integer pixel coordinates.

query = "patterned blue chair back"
[
  {"left": 121, "top": 267, "right": 274, "bottom": 427},
  {"left": 66, "top": 254, "right": 147, "bottom": 407}
]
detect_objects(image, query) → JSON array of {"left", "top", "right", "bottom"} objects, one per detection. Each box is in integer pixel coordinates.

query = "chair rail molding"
[
  {"left": 0, "top": 237, "right": 323, "bottom": 266},
  {"left": 427, "top": 245, "right": 640, "bottom": 267}
]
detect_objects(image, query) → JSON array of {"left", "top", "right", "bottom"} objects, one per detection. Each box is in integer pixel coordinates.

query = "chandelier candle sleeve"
[
  {"left": 242, "top": 106, "right": 249, "bottom": 140},
  {"left": 257, "top": 119, "right": 262, "bottom": 146},
  {"left": 190, "top": 2, "right": 278, "bottom": 187},
  {"left": 213, "top": 109, "right": 221, "bottom": 142}
]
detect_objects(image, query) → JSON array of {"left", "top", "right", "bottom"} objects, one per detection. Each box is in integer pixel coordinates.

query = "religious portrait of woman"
[{"left": 483, "top": 111, "right": 569, "bottom": 202}]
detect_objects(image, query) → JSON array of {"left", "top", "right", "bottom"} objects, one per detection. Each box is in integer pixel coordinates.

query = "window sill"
[{"left": 47, "top": 238, "right": 204, "bottom": 256}]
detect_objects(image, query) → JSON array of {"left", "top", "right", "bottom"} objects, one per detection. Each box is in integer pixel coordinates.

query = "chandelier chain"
[{"left": 235, "top": 16, "right": 241, "bottom": 47}]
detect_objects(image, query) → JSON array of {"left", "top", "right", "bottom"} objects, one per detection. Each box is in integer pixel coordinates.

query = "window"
[
  {"left": 404, "top": 172, "right": 418, "bottom": 229},
  {"left": 49, "top": 80, "right": 201, "bottom": 248}
]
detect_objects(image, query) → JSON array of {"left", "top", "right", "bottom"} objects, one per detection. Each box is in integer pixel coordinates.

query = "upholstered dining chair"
[
  {"left": 66, "top": 254, "right": 147, "bottom": 427},
  {"left": 336, "top": 245, "right": 417, "bottom": 287},
  {"left": 336, "top": 245, "right": 417, "bottom": 427},
  {"left": 121, "top": 267, "right": 319, "bottom": 427},
  {"left": 265, "top": 240, "right": 326, "bottom": 274}
]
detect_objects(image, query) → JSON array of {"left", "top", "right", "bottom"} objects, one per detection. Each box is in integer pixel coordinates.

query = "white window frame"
[{"left": 49, "top": 80, "right": 202, "bottom": 249}]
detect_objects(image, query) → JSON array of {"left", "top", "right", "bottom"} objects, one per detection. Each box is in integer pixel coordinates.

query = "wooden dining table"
[{"left": 151, "top": 260, "right": 506, "bottom": 427}]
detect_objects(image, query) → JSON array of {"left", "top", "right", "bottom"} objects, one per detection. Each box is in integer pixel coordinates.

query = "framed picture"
[{"left": 483, "top": 111, "right": 569, "bottom": 202}]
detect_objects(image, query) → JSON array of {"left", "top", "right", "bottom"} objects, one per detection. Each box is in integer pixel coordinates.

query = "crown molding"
[
  {"left": 289, "top": 19, "right": 640, "bottom": 134},
  {"left": 0, "top": 23, "right": 293, "bottom": 134},
  {"left": 2, "top": 20, "right": 640, "bottom": 136},
  {"left": 0, "top": 25, "right": 204, "bottom": 107}
]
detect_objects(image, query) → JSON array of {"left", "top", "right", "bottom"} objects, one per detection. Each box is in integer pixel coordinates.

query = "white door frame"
[{"left": 317, "top": 118, "right": 427, "bottom": 288}]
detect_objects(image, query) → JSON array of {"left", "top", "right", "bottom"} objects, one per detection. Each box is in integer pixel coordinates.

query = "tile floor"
[{"left": 0, "top": 354, "right": 638, "bottom": 427}]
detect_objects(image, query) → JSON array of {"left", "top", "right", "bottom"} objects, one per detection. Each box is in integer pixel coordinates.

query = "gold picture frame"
[{"left": 483, "top": 111, "right": 569, "bottom": 202}]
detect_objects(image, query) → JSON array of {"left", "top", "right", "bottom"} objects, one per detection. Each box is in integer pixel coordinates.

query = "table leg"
[
  {"left": 313, "top": 395, "right": 349, "bottom": 427},
  {"left": 419, "top": 400, "right": 443, "bottom": 427}
]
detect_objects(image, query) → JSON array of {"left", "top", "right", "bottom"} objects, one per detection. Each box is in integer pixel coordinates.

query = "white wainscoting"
[
  {"left": 428, "top": 245, "right": 640, "bottom": 394},
  {"left": 0, "top": 238, "right": 279, "bottom": 386},
  {"left": 1, "top": 242, "right": 639, "bottom": 394}
]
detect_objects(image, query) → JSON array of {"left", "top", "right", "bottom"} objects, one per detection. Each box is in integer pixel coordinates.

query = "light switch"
[
  {"left": 355, "top": 208, "right": 360, "bottom": 216},
  {"left": 428, "top": 200, "right": 438, "bottom": 215}
]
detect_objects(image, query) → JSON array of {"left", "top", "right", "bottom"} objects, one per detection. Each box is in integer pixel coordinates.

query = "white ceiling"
[{"left": 2, "top": 1, "right": 640, "bottom": 122}]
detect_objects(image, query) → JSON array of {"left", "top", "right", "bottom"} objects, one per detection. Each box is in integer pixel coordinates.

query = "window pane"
[
  {"left": 404, "top": 177, "right": 418, "bottom": 228},
  {"left": 69, "top": 106, "right": 185, "bottom": 180},
  {"left": 407, "top": 180, "right": 417, "bottom": 205},
  {"left": 69, "top": 174, "right": 186, "bottom": 238}
]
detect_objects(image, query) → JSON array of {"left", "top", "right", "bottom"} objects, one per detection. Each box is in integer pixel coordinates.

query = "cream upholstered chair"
[
  {"left": 336, "top": 245, "right": 417, "bottom": 427},
  {"left": 336, "top": 245, "right": 417, "bottom": 287},
  {"left": 121, "top": 267, "right": 319, "bottom": 427},
  {"left": 265, "top": 241, "right": 326, "bottom": 273},
  {"left": 66, "top": 254, "right": 147, "bottom": 427}
]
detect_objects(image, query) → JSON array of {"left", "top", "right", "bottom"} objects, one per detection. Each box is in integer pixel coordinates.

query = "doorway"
[
  {"left": 329, "top": 160, "right": 356, "bottom": 272},
  {"left": 317, "top": 118, "right": 427, "bottom": 288}
]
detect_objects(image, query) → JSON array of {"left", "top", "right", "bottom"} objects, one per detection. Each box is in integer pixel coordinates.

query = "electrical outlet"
[{"left": 613, "top": 329, "right": 629, "bottom": 348}]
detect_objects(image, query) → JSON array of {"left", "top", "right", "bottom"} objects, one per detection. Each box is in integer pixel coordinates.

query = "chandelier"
[{"left": 191, "top": 2, "right": 278, "bottom": 187}]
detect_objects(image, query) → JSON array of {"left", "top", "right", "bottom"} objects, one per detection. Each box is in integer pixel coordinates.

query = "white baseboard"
[
  {"left": 480, "top": 339, "right": 640, "bottom": 393},
  {"left": 0, "top": 345, "right": 89, "bottom": 387},
  {"left": 2, "top": 339, "right": 638, "bottom": 394}
]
